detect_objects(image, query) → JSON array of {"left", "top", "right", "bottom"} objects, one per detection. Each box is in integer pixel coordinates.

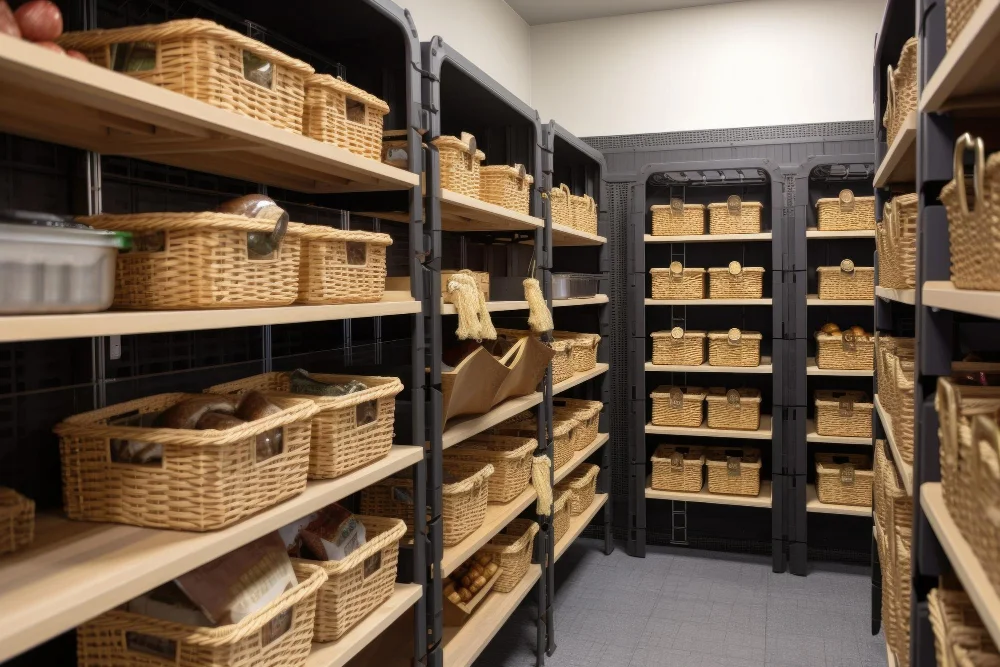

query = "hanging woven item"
[
  {"left": 532, "top": 454, "right": 553, "bottom": 516},
  {"left": 447, "top": 269, "right": 496, "bottom": 341},
  {"left": 524, "top": 277, "right": 553, "bottom": 333}
]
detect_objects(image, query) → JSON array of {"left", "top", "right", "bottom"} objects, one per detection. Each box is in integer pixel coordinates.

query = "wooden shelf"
[
  {"left": 442, "top": 564, "right": 542, "bottom": 667},
  {"left": 439, "top": 294, "right": 608, "bottom": 316},
  {"left": 806, "top": 484, "right": 872, "bottom": 517},
  {"left": 920, "top": 0, "right": 1000, "bottom": 112},
  {"left": 551, "top": 222, "right": 606, "bottom": 246},
  {"left": 554, "top": 494, "right": 608, "bottom": 562},
  {"left": 874, "top": 111, "right": 917, "bottom": 187},
  {"left": 554, "top": 363, "right": 609, "bottom": 396},
  {"left": 555, "top": 434, "right": 609, "bottom": 484},
  {"left": 645, "top": 357, "right": 773, "bottom": 374},
  {"left": 645, "top": 414, "right": 772, "bottom": 440},
  {"left": 924, "top": 281, "right": 1000, "bottom": 319},
  {"left": 806, "top": 357, "right": 873, "bottom": 376},
  {"left": 806, "top": 420, "right": 872, "bottom": 445},
  {"left": 0, "top": 37, "right": 417, "bottom": 194},
  {"left": 806, "top": 229, "right": 876, "bottom": 239},
  {"left": 646, "top": 298, "right": 772, "bottom": 306},
  {"left": 645, "top": 478, "right": 772, "bottom": 508},
  {"left": 644, "top": 232, "right": 772, "bottom": 243},
  {"left": 440, "top": 189, "right": 544, "bottom": 233},
  {"left": 875, "top": 394, "right": 914, "bottom": 496},
  {"left": 876, "top": 286, "right": 916, "bottom": 305},
  {"left": 0, "top": 445, "right": 424, "bottom": 663},
  {"left": 442, "top": 392, "right": 544, "bottom": 450},
  {"left": 440, "top": 487, "right": 537, "bottom": 576},
  {"left": 807, "top": 295, "right": 874, "bottom": 306},
  {"left": 306, "top": 584, "right": 422, "bottom": 667}
]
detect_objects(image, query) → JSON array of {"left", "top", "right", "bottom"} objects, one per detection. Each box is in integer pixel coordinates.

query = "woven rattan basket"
[
  {"left": 817, "top": 261, "right": 875, "bottom": 300},
  {"left": 55, "top": 393, "right": 317, "bottom": 531},
  {"left": 815, "top": 453, "right": 873, "bottom": 507},
  {"left": 884, "top": 38, "right": 919, "bottom": 146},
  {"left": 947, "top": 0, "right": 984, "bottom": 48},
  {"left": 817, "top": 190, "right": 876, "bottom": 231},
  {"left": 707, "top": 262, "right": 764, "bottom": 299},
  {"left": 552, "top": 398, "right": 603, "bottom": 450},
  {"left": 706, "top": 447, "right": 761, "bottom": 496},
  {"left": 651, "top": 263, "right": 706, "bottom": 300},
  {"left": 59, "top": 19, "right": 313, "bottom": 134},
  {"left": 291, "top": 223, "right": 391, "bottom": 305},
  {"left": 707, "top": 197, "right": 763, "bottom": 235},
  {"left": 434, "top": 133, "right": 485, "bottom": 198},
  {"left": 479, "top": 519, "right": 539, "bottom": 593},
  {"left": 815, "top": 330, "right": 875, "bottom": 371},
  {"left": 82, "top": 211, "right": 304, "bottom": 309},
  {"left": 500, "top": 416, "right": 577, "bottom": 471},
  {"left": 556, "top": 463, "right": 599, "bottom": 515},
  {"left": 549, "top": 184, "right": 572, "bottom": 228},
  {"left": 929, "top": 586, "right": 1000, "bottom": 667},
  {"left": 303, "top": 75, "right": 389, "bottom": 160},
  {"left": 895, "top": 525, "right": 913, "bottom": 667},
  {"left": 208, "top": 372, "right": 402, "bottom": 480},
  {"left": 706, "top": 387, "right": 762, "bottom": 431},
  {"left": 553, "top": 331, "right": 600, "bottom": 372},
  {"left": 553, "top": 488, "right": 572, "bottom": 544},
  {"left": 293, "top": 516, "right": 406, "bottom": 642},
  {"left": 569, "top": 192, "right": 598, "bottom": 235},
  {"left": 651, "top": 385, "right": 707, "bottom": 427},
  {"left": 651, "top": 202, "right": 705, "bottom": 236},
  {"left": 707, "top": 329, "right": 762, "bottom": 367},
  {"left": 549, "top": 339, "right": 575, "bottom": 384},
  {"left": 880, "top": 194, "right": 919, "bottom": 289},
  {"left": 480, "top": 164, "right": 534, "bottom": 215},
  {"left": 815, "top": 390, "right": 873, "bottom": 439},
  {"left": 941, "top": 135, "right": 1000, "bottom": 290},
  {"left": 970, "top": 415, "right": 1000, "bottom": 601},
  {"left": 0, "top": 488, "right": 33, "bottom": 555},
  {"left": 652, "top": 328, "right": 706, "bottom": 366},
  {"left": 444, "top": 435, "right": 535, "bottom": 504},
  {"left": 651, "top": 445, "right": 704, "bottom": 493}
]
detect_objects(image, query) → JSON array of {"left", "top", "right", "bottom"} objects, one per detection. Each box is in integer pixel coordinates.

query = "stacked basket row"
[
  {"left": 498, "top": 399, "right": 604, "bottom": 472},
  {"left": 651, "top": 327, "right": 762, "bottom": 368},
  {"left": 650, "top": 262, "right": 765, "bottom": 300},
  {"left": 431, "top": 132, "right": 535, "bottom": 216},
  {"left": 650, "top": 444, "right": 762, "bottom": 497},
  {"left": 650, "top": 197, "right": 763, "bottom": 236},
  {"left": 876, "top": 334, "right": 915, "bottom": 464},
  {"left": 929, "top": 584, "right": 1000, "bottom": 667},
  {"left": 875, "top": 439, "right": 914, "bottom": 667},
  {"left": 550, "top": 183, "right": 598, "bottom": 235},
  {"left": 650, "top": 386, "right": 762, "bottom": 432}
]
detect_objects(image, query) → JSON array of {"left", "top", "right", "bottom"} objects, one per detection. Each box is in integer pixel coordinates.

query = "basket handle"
[
  {"left": 559, "top": 183, "right": 571, "bottom": 197},
  {"left": 584, "top": 193, "right": 596, "bottom": 212},
  {"left": 953, "top": 133, "right": 985, "bottom": 216},
  {"left": 514, "top": 163, "right": 527, "bottom": 190},
  {"left": 973, "top": 415, "right": 1000, "bottom": 527},
  {"left": 462, "top": 133, "right": 478, "bottom": 173},
  {"left": 885, "top": 64, "right": 896, "bottom": 130}
]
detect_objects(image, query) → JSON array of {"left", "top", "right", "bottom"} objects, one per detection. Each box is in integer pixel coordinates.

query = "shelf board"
[
  {"left": 554, "top": 494, "right": 609, "bottom": 562},
  {"left": 0, "top": 292, "right": 420, "bottom": 343},
  {"left": 920, "top": 0, "right": 1000, "bottom": 112},
  {"left": 439, "top": 294, "right": 609, "bottom": 315},
  {"left": 0, "top": 445, "right": 424, "bottom": 663},
  {"left": 875, "top": 394, "right": 914, "bottom": 496},
  {"left": 645, "top": 478, "right": 772, "bottom": 508},
  {"left": 555, "top": 434, "right": 610, "bottom": 484},
  {"left": 922, "top": 482, "right": 1000, "bottom": 649},
  {"left": 440, "top": 487, "right": 537, "bottom": 576},
  {"left": 551, "top": 222, "right": 606, "bottom": 246},
  {"left": 873, "top": 111, "right": 917, "bottom": 187},
  {"left": 442, "top": 564, "right": 542, "bottom": 667},
  {"left": 924, "top": 281, "right": 1000, "bottom": 319},
  {"left": 807, "top": 295, "right": 874, "bottom": 306},
  {"left": 645, "top": 357, "right": 773, "bottom": 374},
  {"left": 644, "top": 232, "right": 772, "bottom": 243},
  {"left": 806, "top": 420, "right": 872, "bottom": 445},
  {"left": 306, "top": 583, "right": 422, "bottom": 667},
  {"left": 442, "top": 392, "right": 544, "bottom": 450},
  {"left": 439, "top": 189, "right": 544, "bottom": 233},
  {"left": 554, "top": 363, "right": 609, "bottom": 395},
  {"left": 806, "top": 357, "right": 873, "bottom": 376},
  {"left": 806, "top": 484, "right": 872, "bottom": 517},
  {"left": 876, "top": 286, "right": 916, "bottom": 305},
  {"left": 645, "top": 298, "right": 772, "bottom": 306},
  {"left": 806, "top": 229, "right": 876, "bottom": 239},
  {"left": 645, "top": 414, "right": 772, "bottom": 440},
  {"left": 0, "top": 36, "right": 417, "bottom": 193}
]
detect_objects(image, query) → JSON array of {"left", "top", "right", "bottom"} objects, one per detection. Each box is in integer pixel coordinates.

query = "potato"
[
  {"left": 15, "top": 0, "right": 62, "bottom": 42},
  {"left": 461, "top": 574, "right": 472, "bottom": 588},
  {"left": 849, "top": 325, "right": 866, "bottom": 336},
  {"left": 473, "top": 575, "right": 487, "bottom": 589},
  {"left": 476, "top": 553, "right": 492, "bottom": 566},
  {"left": 468, "top": 563, "right": 484, "bottom": 578},
  {"left": 468, "top": 582, "right": 480, "bottom": 595},
  {"left": 447, "top": 591, "right": 461, "bottom": 605},
  {"left": 443, "top": 583, "right": 456, "bottom": 597},
  {"left": 458, "top": 588, "right": 472, "bottom": 602},
  {"left": 820, "top": 322, "right": 840, "bottom": 335},
  {"left": 484, "top": 562, "right": 499, "bottom": 577},
  {"left": 0, "top": 2, "right": 20, "bottom": 38}
]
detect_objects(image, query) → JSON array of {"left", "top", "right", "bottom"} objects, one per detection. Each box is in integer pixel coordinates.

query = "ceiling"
[{"left": 505, "top": 0, "right": 751, "bottom": 26}]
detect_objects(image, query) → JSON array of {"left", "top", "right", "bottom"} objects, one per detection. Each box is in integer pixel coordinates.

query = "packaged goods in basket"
[
  {"left": 705, "top": 448, "right": 761, "bottom": 497},
  {"left": 0, "top": 487, "right": 34, "bottom": 555},
  {"left": 651, "top": 445, "right": 705, "bottom": 493},
  {"left": 708, "top": 262, "right": 764, "bottom": 299},
  {"left": 706, "top": 387, "right": 761, "bottom": 431},
  {"left": 480, "top": 164, "right": 534, "bottom": 215},
  {"left": 883, "top": 38, "right": 918, "bottom": 146},
  {"left": 445, "top": 435, "right": 536, "bottom": 504},
  {"left": 815, "top": 324, "right": 874, "bottom": 371},
  {"left": 817, "top": 260, "right": 875, "bottom": 300},
  {"left": 650, "top": 385, "right": 707, "bottom": 428},
  {"left": 553, "top": 330, "right": 601, "bottom": 372},
  {"left": 433, "top": 133, "right": 485, "bottom": 198},
  {"left": 707, "top": 328, "right": 762, "bottom": 367},
  {"left": 549, "top": 184, "right": 572, "bottom": 228},
  {"left": 878, "top": 194, "right": 918, "bottom": 289},
  {"left": 652, "top": 328, "right": 706, "bottom": 366},
  {"left": 707, "top": 196, "right": 763, "bottom": 235},
  {"left": 59, "top": 19, "right": 314, "bottom": 134},
  {"left": 941, "top": 134, "right": 1000, "bottom": 290},
  {"left": 815, "top": 453, "right": 873, "bottom": 507},
  {"left": 54, "top": 392, "right": 317, "bottom": 531},
  {"left": 815, "top": 390, "right": 873, "bottom": 439},
  {"left": 651, "top": 262, "right": 705, "bottom": 300},
  {"left": 556, "top": 463, "right": 599, "bottom": 515},
  {"left": 290, "top": 223, "right": 392, "bottom": 305},
  {"left": 552, "top": 397, "right": 603, "bottom": 450},
  {"left": 946, "top": 0, "right": 984, "bottom": 49},
  {"left": 303, "top": 74, "right": 389, "bottom": 160},
  {"left": 816, "top": 189, "right": 876, "bottom": 231},
  {"left": 651, "top": 201, "right": 705, "bottom": 236},
  {"left": 552, "top": 487, "right": 572, "bottom": 544},
  {"left": 928, "top": 585, "right": 1000, "bottom": 667},
  {"left": 478, "top": 519, "right": 539, "bottom": 593}
]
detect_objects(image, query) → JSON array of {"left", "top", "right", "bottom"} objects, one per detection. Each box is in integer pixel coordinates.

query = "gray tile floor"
[{"left": 475, "top": 539, "right": 887, "bottom": 667}]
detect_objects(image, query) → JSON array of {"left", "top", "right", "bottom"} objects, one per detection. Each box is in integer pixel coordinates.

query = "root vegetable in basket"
[
  {"left": 154, "top": 395, "right": 238, "bottom": 429},
  {"left": 195, "top": 412, "right": 245, "bottom": 430},
  {"left": 280, "top": 503, "right": 366, "bottom": 561},
  {"left": 820, "top": 322, "right": 841, "bottom": 335},
  {"left": 14, "top": 1, "right": 62, "bottom": 43}
]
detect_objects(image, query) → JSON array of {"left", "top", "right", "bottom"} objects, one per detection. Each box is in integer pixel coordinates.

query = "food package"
[
  {"left": 288, "top": 369, "right": 368, "bottom": 397},
  {"left": 216, "top": 194, "right": 288, "bottom": 259},
  {"left": 235, "top": 391, "right": 283, "bottom": 460},
  {"left": 127, "top": 582, "right": 213, "bottom": 627},
  {"left": 280, "top": 503, "right": 367, "bottom": 561}
]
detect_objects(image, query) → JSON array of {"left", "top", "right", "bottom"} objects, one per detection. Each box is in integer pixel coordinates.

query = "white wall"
[
  {"left": 530, "top": 0, "right": 885, "bottom": 137},
  {"left": 400, "top": 0, "right": 533, "bottom": 104}
]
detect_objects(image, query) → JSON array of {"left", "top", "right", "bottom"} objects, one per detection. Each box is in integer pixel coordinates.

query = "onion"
[
  {"left": 15, "top": 0, "right": 62, "bottom": 42},
  {"left": 0, "top": 1, "right": 20, "bottom": 38},
  {"left": 34, "top": 40, "right": 64, "bottom": 55}
]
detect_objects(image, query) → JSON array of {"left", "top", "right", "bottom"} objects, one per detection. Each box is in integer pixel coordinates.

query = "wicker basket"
[
  {"left": 293, "top": 516, "right": 406, "bottom": 642},
  {"left": 569, "top": 192, "right": 598, "bottom": 235},
  {"left": 816, "top": 190, "right": 876, "bottom": 231},
  {"left": 553, "top": 488, "right": 572, "bottom": 544},
  {"left": 817, "top": 261, "right": 875, "bottom": 301},
  {"left": 497, "top": 416, "right": 577, "bottom": 471},
  {"left": 707, "top": 263, "right": 764, "bottom": 299},
  {"left": 947, "top": 0, "right": 984, "bottom": 49},
  {"left": 895, "top": 526, "right": 913, "bottom": 667},
  {"left": 706, "top": 387, "right": 762, "bottom": 431},
  {"left": 303, "top": 75, "right": 389, "bottom": 160},
  {"left": 707, "top": 197, "right": 763, "bottom": 235},
  {"left": 552, "top": 397, "right": 603, "bottom": 450},
  {"left": 889, "top": 353, "right": 916, "bottom": 464},
  {"left": 82, "top": 212, "right": 304, "bottom": 310},
  {"left": 815, "top": 453, "right": 873, "bottom": 507},
  {"left": 54, "top": 393, "right": 317, "bottom": 531},
  {"left": 434, "top": 133, "right": 485, "bottom": 198},
  {"left": 874, "top": 440, "right": 889, "bottom": 537},
  {"left": 207, "top": 372, "right": 402, "bottom": 480},
  {"left": 556, "top": 464, "right": 599, "bottom": 515},
  {"left": 291, "top": 224, "right": 391, "bottom": 305},
  {"left": 59, "top": 19, "right": 313, "bottom": 134},
  {"left": 652, "top": 328, "right": 706, "bottom": 366},
  {"left": 480, "top": 164, "right": 534, "bottom": 215},
  {"left": 549, "top": 339, "right": 575, "bottom": 384},
  {"left": 941, "top": 135, "right": 1000, "bottom": 290},
  {"left": 444, "top": 435, "right": 535, "bottom": 504},
  {"left": 971, "top": 415, "right": 1000, "bottom": 602},
  {"left": 880, "top": 194, "right": 919, "bottom": 289},
  {"left": 815, "top": 390, "right": 873, "bottom": 439},
  {"left": 707, "top": 329, "right": 762, "bottom": 367},
  {"left": 479, "top": 519, "right": 539, "bottom": 593},
  {"left": 0, "top": 488, "right": 34, "bottom": 555},
  {"left": 929, "top": 586, "right": 1000, "bottom": 667},
  {"left": 650, "top": 385, "right": 707, "bottom": 427},
  {"left": 705, "top": 448, "right": 761, "bottom": 497},
  {"left": 651, "top": 263, "right": 706, "bottom": 300},
  {"left": 815, "top": 330, "right": 875, "bottom": 371},
  {"left": 651, "top": 445, "right": 704, "bottom": 493},
  {"left": 884, "top": 38, "right": 919, "bottom": 146},
  {"left": 78, "top": 563, "right": 326, "bottom": 667},
  {"left": 651, "top": 202, "right": 705, "bottom": 236},
  {"left": 549, "top": 184, "right": 572, "bottom": 228},
  {"left": 553, "top": 331, "right": 600, "bottom": 372}
]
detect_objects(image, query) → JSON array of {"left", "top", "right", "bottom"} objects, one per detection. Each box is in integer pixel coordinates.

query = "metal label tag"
[
  {"left": 728, "top": 260, "right": 742, "bottom": 276},
  {"left": 842, "top": 331, "right": 857, "bottom": 352},
  {"left": 363, "top": 551, "right": 383, "bottom": 578},
  {"left": 669, "top": 387, "right": 684, "bottom": 408},
  {"left": 727, "top": 389, "right": 741, "bottom": 406},
  {"left": 728, "top": 328, "right": 742, "bottom": 345},
  {"left": 727, "top": 194, "right": 742, "bottom": 216},
  {"left": 840, "top": 258, "right": 855, "bottom": 274},
  {"left": 727, "top": 456, "right": 742, "bottom": 478},
  {"left": 671, "top": 326, "right": 685, "bottom": 340},
  {"left": 670, "top": 452, "right": 684, "bottom": 468},
  {"left": 840, "top": 464, "right": 856, "bottom": 485},
  {"left": 670, "top": 198, "right": 684, "bottom": 215},
  {"left": 839, "top": 189, "right": 855, "bottom": 212},
  {"left": 670, "top": 260, "right": 683, "bottom": 276},
  {"left": 839, "top": 399, "right": 854, "bottom": 417}
]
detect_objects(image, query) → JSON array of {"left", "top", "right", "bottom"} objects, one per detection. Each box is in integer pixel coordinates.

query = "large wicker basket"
[
  {"left": 815, "top": 330, "right": 875, "bottom": 371},
  {"left": 549, "top": 339, "right": 575, "bottom": 384},
  {"left": 883, "top": 38, "right": 919, "bottom": 146},
  {"left": 707, "top": 329, "right": 762, "bottom": 367},
  {"left": 969, "top": 415, "right": 1000, "bottom": 601},
  {"left": 817, "top": 190, "right": 876, "bottom": 231},
  {"left": 650, "top": 385, "right": 707, "bottom": 427},
  {"left": 556, "top": 464, "right": 599, "bottom": 515},
  {"left": 434, "top": 133, "right": 485, "bottom": 198},
  {"left": 651, "top": 445, "right": 704, "bottom": 493},
  {"left": 651, "top": 202, "right": 705, "bottom": 236},
  {"left": 707, "top": 263, "right": 764, "bottom": 299},
  {"left": 947, "top": 0, "right": 984, "bottom": 48},
  {"left": 303, "top": 75, "right": 389, "bottom": 160},
  {"left": 879, "top": 194, "right": 919, "bottom": 289},
  {"left": 817, "top": 261, "right": 875, "bottom": 301},
  {"left": 569, "top": 192, "right": 598, "bottom": 235},
  {"left": 54, "top": 393, "right": 317, "bottom": 531},
  {"left": 59, "top": 19, "right": 313, "bottom": 134},
  {"left": 706, "top": 387, "right": 761, "bottom": 431},
  {"left": 815, "top": 453, "right": 873, "bottom": 507},
  {"left": 652, "top": 328, "right": 706, "bottom": 366},
  {"left": 479, "top": 519, "right": 539, "bottom": 593},
  {"left": 82, "top": 212, "right": 304, "bottom": 310},
  {"left": 293, "top": 516, "right": 406, "bottom": 642},
  {"left": 552, "top": 488, "right": 572, "bottom": 544},
  {"left": 0, "top": 488, "right": 34, "bottom": 555},
  {"left": 291, "top": 223, "right": 392, "bottom": 305},
  {"left": 929, "top": 586, "right": 1000, "bottom": 667},
  {"left": 705, "top": 448, "right": 761, "bottom": 497},
  {"left": 707, "top": 198, "right": 763, "bottom": 235},
  {"left": 480, "top": 164, "right": 534, "bottom": 215},
  {"left": 444, "top": 435, "right": 535, "bottom": 504},
  {"left": 208, "top": 372, "right": 402, "bottom": 480},
  {"left": 815, "top": 390, "right": 873, "bottom": 439},
  {"left": 498, "top": 416, "right": 576, "bottom": 471},
  {"left": 553, "top": 331, "right": 600, "bottom": 372},
  {"left": 651, "top": 264, "right": 705, "bottom": 300},
  {"left": 549, "top": 184, "right": 571, "bottom": 228},
  {"left": 552, "top": 397, "right": 603, "bottom": 450}
]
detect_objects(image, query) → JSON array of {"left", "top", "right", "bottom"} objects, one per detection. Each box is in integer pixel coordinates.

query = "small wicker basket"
[
  {"left": 0, "top": 488, "right": 34, "bottom": 555},
  {"left": 497, "top": 416, "right": 577, "bottom": 471},
  {"left": 816, "top": 330, "right": 875, "bottom": 371},
  {"left": 707, "top": 197, "right": 763, "bottom": 235},
  {"left": 947, "top": 0, "right": 984, "bottom": 49},
  {"left": 434, "top": 133, "right": 485, "bottom": 198},
  {"left": 650, "top": 385, "right": 707, "bottom": 427},
  {"left": 651, "top": 202, "right": 705, "bottom": 236},
  {"left": 549, "top": 339, "right": 576, "bottom": 384},
  {"left": 292, "top": 223, "right": 391, "bottom": 305},
  {"left": 817, "top": 190, "right": 876, "bottom": 231},
  {"left": 651, "top": 263, "right": 706, "bottom": 300},
  {"left": 479, "top": 519, "right": 539, "bottom": 593},
  {"left": 817, "top": 260, "right": 875, "bottom": 301},
  {"left": 556, "top": 464, "right": 599, "bottom": 515},
  {"left": 707, "top": 329, "right": 762, "bottom": 367},
  {"left": 815, "top": 390, "right": 873, "bottom": 439},
  {"left": 303, "top": 75, "right": 389, "bottom": 160},
  {"left": 552, "top": 397, "right": 603, "bottom": 450},
  {"left": 706, "top": 387, "right": 762, "bottom": 431},
  {"left": 553, "top": 331, "right": 600, "bottom": 372},
  {"left": 444, "top": 435, "right": 535, "bottom": 504},
  {"left": 929, "top": 586, "right": 1000, "bottom": 667},
  {"left": 652, "top": 328, "right": 706, "bottom": 366},
  {"left": 883, "top": 38, "right": 919, "bottom": 146},
  {"left": 879, "top": 194, "right": 918, "bottom": 289},
  {"left": 815, "top": 453, "right": 873, "bottom": 507},
  {"left": 480, "top": 164, "right": 534, "bottom": 215},
  {"left": 708, "top": 262, "right": 764, "bottom": 299},
  {"left": 569, "top": 192, "right": 598, "bottom": 235},
  {"left": 705, "top": 447, "right": 761, "bottom": 497},
  {"left": 552, "top": 488, "right": 572, "bottom": 544},
  {"left": 651, "top": 445, "right": 704, "bottom": 493},
  {"left": 549, "top": 184, "right": 572, "bottom": 228}
]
